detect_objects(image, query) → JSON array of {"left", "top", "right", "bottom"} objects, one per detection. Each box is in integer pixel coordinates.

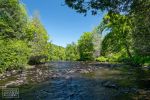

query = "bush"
[
  {"left": 120, "top": 55, "right": 150, "bottom": 67},
  {"left": 96, "top": 56, "right": 108, "bottom": 62},
  {"left": 28, "top": 55, "right": 48, "bottom": 65},
  {"left": 132, "top": 56, "right": 150, "bottom": 66},
  {"left": 96, "top": 51, "right": 128, "bottom": 62},
  {"left": 0, "top": 40, "right": 30, "bottom": 72}
]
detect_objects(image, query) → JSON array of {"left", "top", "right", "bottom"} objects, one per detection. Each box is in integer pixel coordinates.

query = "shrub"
[
  {"left": 120, "top": 55, "right": 150, "bottom": 67},
  {"left": 131, "top": 56, "right": 150, "bottom": 66},
  {"left": 0, "top": 40, "right": 30, "bottom": 72},
  {"left": 96, "top": 56, "right": 108, "bottom": 62},
  {"left": 28, "top": 55, "right": 48, "bottom": 65}
]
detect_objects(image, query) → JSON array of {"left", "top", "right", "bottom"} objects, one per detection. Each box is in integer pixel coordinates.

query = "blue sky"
[{"left": 22, "top": 0, "right": 104, "bottom": 47}]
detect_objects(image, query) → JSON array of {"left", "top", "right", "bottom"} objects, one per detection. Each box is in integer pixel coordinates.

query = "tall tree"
[
  {"left": 0, "top": 0, "right": 28, "bottom": 39},
  {"left": 104, "top": 13, "right": 133, "bottom": 58},
  {"left": 78, "top": 32, "right": 94, "bottom": 61},
  {"left": 91, "top": 21, "right": 105, "bottom": 58},
  {"left": 28, "top": 14, "right": 49, "bottom": 64},
  {"left": 0, "top": 0, "right": 30, "bottom": 71},
  {"left": 131, "top": 0, "right": 150, "bottom": 57}
]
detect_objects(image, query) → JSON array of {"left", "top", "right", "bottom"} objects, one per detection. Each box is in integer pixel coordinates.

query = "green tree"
[
  {"left": 131, "top": 0, "right": 150, "bottom": 57},
  {"left": 65, "top": 42, "right": 79, "bottom": 61},
  {"left": 57, "top": 46, "right": 66, "bottom": 60},
  {"left": 91, "top": 21, "right": 105, "bottom": 58},
  {"left": 103, "top": 13, "right": 133, "bottom": 58},
  {"left": 78, "top": 32, "right": 94, "bottom": 61},
  {"left": 65, "top": 0, "right": 150, "bottom": 65},
  {"left": 65, "top": 0, "right": 132, "bottom": 15},
  {"left": 0, "top": 0, "right": 28, "bottom": 40},
  {"left": 0, "top": 40, "right": 30, "bottom": 72},
  {"left": 0, "top": 0, "right": 31, "bottom": 72},
  {"left": 27, "top": 14, "right": 49, "bottom": 64},
  {"left": 47, "top": 43, "right": 66, "bottom": 61}
]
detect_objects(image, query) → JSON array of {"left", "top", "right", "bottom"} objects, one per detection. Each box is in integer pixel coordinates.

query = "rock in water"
[{"left": 102, "top": 81, "right": 119, "bottom": 89}]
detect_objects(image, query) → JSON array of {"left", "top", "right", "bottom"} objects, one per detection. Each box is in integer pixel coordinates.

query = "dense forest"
[{"left": 0, "top": 0, "right": 150, "bottom": 73}]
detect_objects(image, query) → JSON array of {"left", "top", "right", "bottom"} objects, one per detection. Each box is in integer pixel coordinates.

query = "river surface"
[{"left": 0, "top": 61, "right": 150, "bottom": 100}]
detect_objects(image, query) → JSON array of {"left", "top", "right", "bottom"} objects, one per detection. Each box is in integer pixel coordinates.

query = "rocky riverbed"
[{"left": 0, "top": 61, "right": 150, "bottom": 100}]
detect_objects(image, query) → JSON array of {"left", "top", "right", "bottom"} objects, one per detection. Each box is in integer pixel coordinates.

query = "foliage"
[
  {"left": 91, "top": 23, "right": 103, "bottom": 58},
  {"left": 131, "top": 0, "right": 150, "bottom": 57},
  {"left": 27, "top": 14, "right": 49, "bottom": 65},
  {"left": 0, "top": 0, "right": 30, "bottom": 72},
  {"left": 0, "top": 0, "right": 50, "bottom": 71},
  {"left": 122, "top": 56, "right": 150, "bottom": 67},
  {"left": 48, "top": 43, "right": 66, "bottom": 61},
  {"left": 65, "top": 0, "right": 150, "bottom": 66},
  {"left": 0, "top": 40, "right": 30, "bottom": 72},
  {"left": 0, "top": 0, "right": 149, "bottom": 73},
  {"left": 96, "top": 49, "right": 127, "bottom": 62},
  {"left": 96, "top": 56, "right": 108, "bottom": 62},
  {"left": 65, "top": 0, "right": 132, "bottom": 15},
  {"left": 65, "top": 42, "right": 79, "bottom": 61},
  {"left": 104, "top": 13, "right": 133, "bottom": 58},
  {"left": 78, "top": 32, "right": 94, "bottom": 61},
  {"left": 0, "top": 0, "right": 28, "bottom": 40}
]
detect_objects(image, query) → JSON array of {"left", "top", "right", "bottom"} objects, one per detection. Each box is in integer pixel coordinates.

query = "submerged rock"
[
  {"left": 102, "top": 81, "right": 119, "bottom": 89},
  {"left": 5, "top": 80, "right": 24, "bottom": 87},
  {"left": 80, "top": 69, "right": 90, "bottom": 74}
]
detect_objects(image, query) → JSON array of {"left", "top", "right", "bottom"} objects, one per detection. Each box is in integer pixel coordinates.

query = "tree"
[
  {"left": 57, "top": 46, "right": 66, "bottom": 60},
  {"left": 65, "top": 0, "right": 132, "bottom": 15},
  {"left": 103, "top": 13, "right": 133, "bottom": 58},
  {"left": 65, "top": 42, "right": 79, "bottom": 61},
  {"left": 0, "top": 0, "right": 31, "bottom": 72},
  {"left": 91, "top": 21, "right": 105, "bottom": 58},
  {"left": 48, "top": 44, "right": 66, "bottom": 61},
  {"left": 131, "top": 0, "right": 150, "bottom": 57},
  {"left": 0, "top": 40, "right": 30, "bottom": 72},
  {"left": 65, "top": 0, "right": 150, "bottom": 65},
  {"left": 78, "top": 32, "right": 94, "bottom": 61},
  {"left": 0, "top": 0, "right": 28, "bottom": 40},
  {"left": 27, "top": 14, "right": 49, "bottom": 64}
]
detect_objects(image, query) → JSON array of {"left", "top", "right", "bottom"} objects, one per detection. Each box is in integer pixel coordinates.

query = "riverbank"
[{"left": 0, "top": 61, "right": 124, "bottom": 87}]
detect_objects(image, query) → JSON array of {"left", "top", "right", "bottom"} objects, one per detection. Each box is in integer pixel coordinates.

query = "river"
[{"left": 0, "top": 61, "right": 150, "bottom": 100}]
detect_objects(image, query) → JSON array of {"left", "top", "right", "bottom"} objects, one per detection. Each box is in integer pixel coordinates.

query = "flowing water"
[{"left": 0, "top": 61, "right": 150, "bottom": 100}]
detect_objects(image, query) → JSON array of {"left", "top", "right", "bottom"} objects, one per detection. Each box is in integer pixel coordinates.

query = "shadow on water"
[{"left": 0, "top": 61, "right": 150, "bottom": 100}]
